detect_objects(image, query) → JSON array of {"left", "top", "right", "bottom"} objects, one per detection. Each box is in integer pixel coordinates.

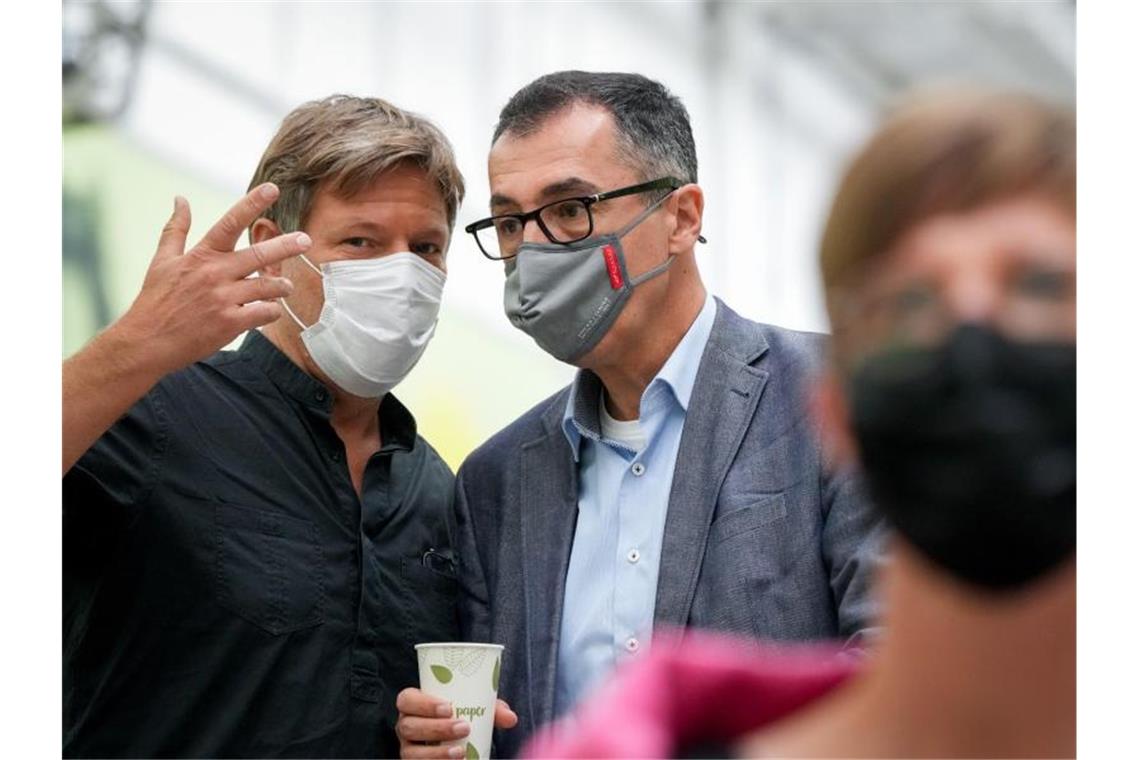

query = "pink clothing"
[{"left": 522, "top": 632, "right": 859, "bottom": 758}]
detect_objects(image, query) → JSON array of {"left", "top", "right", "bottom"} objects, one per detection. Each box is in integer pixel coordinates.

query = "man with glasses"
[{"left": 396, "top": 71, "right": 884, "bottom": 758}]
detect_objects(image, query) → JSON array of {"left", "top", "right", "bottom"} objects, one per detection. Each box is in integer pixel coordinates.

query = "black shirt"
[{"left": 64, "top": 331, "right": 460, "bottom": 758}]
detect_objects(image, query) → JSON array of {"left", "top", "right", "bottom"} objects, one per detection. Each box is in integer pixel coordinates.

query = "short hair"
[
  {"left": 820, "top": 87, "right": 1075, "bottom": 343},
  {"left": 248, "top": 94, "right": 465, "bottom": 233},
  {"left": 493, "top": 71, "right": 698, "bottom": 186}
]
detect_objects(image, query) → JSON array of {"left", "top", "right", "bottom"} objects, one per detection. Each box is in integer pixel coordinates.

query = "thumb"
[
  {"left": 154, "top": 196, "right": 191, "bottom": 261},
  {"left": 494, "top": 699, "right": 518, "bottom": 729}
]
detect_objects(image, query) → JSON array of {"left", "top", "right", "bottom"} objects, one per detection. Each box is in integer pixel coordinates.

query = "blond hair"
[{"left": 248, "top": 94, "right": 465, "bottom": 233}]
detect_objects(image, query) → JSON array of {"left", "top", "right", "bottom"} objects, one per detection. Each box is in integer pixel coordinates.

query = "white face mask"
[{"left": 280, "top": 252, "right": 446, "bottom": 399}]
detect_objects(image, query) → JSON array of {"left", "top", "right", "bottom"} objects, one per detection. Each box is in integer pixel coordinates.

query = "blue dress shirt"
[{"left": 554, "top": 294, "right": 717, "bottom": 716}]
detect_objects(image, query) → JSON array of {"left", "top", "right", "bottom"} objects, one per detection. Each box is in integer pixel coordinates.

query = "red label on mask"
[{"left": 603, "top": 245, "right": 623, "bottom": 289}]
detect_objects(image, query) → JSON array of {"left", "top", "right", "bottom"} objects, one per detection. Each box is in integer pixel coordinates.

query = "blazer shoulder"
[
  {"left": 711, "top": 298, "right": 830, "bottom": 375},
  {"left": 756, "top": 322, "right": 829, "bottom": 371},
  {"left": 458, "top": 384, "right": 571, "bottom": 479}
]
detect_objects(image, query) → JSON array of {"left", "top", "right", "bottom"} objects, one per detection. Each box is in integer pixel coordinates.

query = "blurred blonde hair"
[
  {"left": 820, "top": 87, "right": 1074, "bottom": 352},
  {"left": 248, "top": 94, "right": 465, "bottom": 233}
]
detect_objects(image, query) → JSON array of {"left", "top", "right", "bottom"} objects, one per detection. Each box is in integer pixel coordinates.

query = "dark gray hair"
[{"left": 492, "top": 71, "right": 698, "bottom": 186}]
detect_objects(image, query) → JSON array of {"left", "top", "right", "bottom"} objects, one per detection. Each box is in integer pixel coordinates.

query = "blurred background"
[{"left": 62, "top": 0, "right": 1074, "bottom": 470}]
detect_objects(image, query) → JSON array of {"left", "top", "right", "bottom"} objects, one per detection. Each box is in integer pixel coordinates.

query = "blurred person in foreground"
[
  {"left": 62, "top": 95, "right": 514, "bottom": 757},
  {"left": 395, "top": 70, "right": 884, "bottom": 758},
  {"left": 524, "top": 88, "right": 1076, "bottom": 758}
]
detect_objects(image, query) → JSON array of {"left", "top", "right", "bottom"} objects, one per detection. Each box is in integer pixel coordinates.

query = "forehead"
[
  {"left": 874, "top": 195, "right": 1075, "bottom": 281},
  {"left": 487, "top": 104, "right": 637, "bottom": 207},
  {"left": 307, "top": 162, "right": 449, "bottom": 226}
]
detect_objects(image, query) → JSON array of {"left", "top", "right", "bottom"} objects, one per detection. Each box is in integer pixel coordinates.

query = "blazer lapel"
[
  {"left": 518, "top": 400, "right": 579, "bottom": 730},
  {"left": 654, "top": 300, "right": 770, "bottom": 631}
]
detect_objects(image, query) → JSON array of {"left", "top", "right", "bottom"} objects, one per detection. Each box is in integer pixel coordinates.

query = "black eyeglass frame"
[{"left": 464, "top": 176, "right": 686, "bottom": 260}]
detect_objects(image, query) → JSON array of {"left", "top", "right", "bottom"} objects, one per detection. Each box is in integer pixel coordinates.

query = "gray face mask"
[{"left": 503, "top": 193, "right": 674, "bottom": 363}]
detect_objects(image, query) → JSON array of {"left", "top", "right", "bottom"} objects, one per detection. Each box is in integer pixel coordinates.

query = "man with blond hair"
[{"left": 63, "top": 95, "right": 481, "bottom": 757}]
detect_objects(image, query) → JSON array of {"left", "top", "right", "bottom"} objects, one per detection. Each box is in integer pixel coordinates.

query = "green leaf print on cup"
[
  {"left": 430, "top": 665, "right": 453, "bottom": 684},
  {"left": 492, "top": 657, "right": 500, "bottom": 691},
  {"left": 466, "top": 741, "right": 479, "bottom": 759}
]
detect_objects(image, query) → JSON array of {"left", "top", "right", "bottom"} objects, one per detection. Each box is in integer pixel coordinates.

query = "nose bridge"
[
  {"left": 945, "top": 266, "right": 1003, "bottom": 325},
  {"left": 521, "top": 213, "right": 549, "bottom": 245}
]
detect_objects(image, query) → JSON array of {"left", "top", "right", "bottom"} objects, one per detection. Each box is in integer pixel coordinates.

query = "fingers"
[
  {"left": 225, "top": 275, "right": 294, "bottom": 307},
  {"left": 397, "top": 716, "right": 470, "bottom": 744},
  {"left": 397, "top": 688, "right": 453, "bottom": 719},
  {"left": 493, "top": 699, "right": 518, "bottom": 729},
  {"left": 400, "top": 742, "right": 465, "bottom": 760},
  {"left": 154, "top": 196, "right": 192, "bottom": 261},
  {"left": 227, "top": 300, "right": 284, "bottom": 333},
  {"left": 395, "top": 688, "right": 469, "bottom": 760},
  {"left": 227, "top": 231, "right": 312, "bottom": 278},
  {"left": 199, "top": 183, "right": 280, "bottom": 253}
]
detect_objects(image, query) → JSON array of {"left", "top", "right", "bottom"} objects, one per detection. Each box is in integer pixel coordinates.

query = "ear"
[
  {"left": 667, "top": 183, "right": 704, "bottom": 254},
  {"left": 249, "top": 217, "right": 285, "bottom": 276},
  {"left": 809, "top": 369, "right": 860, "bottom": 470}
]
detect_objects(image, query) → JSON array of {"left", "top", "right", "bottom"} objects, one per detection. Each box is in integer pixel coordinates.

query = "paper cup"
[{"left": 416, "top": 642, "right": 504, "bottom": 760}]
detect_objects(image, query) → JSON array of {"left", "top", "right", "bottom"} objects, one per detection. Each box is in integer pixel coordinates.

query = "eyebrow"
[
  {"left": 490, "top": 176, "right": 602, "bottom": 212},
  {"left": 333, "top": 219, "right": 448, "bottom": 241}
]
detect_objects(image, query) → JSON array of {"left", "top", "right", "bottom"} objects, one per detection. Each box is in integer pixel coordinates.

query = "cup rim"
[{"left": 414, "top": 642, "right": 505, "bottom": 651}]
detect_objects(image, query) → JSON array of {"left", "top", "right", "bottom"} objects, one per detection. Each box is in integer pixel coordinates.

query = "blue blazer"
[{"left": 454, "top": 299, "right": 884, "bottom": 757}]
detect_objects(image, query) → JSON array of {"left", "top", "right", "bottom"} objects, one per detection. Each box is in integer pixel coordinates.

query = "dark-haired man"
[{"left": 397, "top": 71, "right": 885, "bottom": 758}]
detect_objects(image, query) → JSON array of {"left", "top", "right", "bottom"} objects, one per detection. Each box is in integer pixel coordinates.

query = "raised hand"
[
  {"left": 115, "top": 182, "right": 311, "bottom": 376},
  {"left": 63, "top": 183, "right": 311, "bottom": 475}
]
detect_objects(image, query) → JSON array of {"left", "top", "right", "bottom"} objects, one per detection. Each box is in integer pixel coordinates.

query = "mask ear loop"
[
  {"left": 616, "top": 189, "right": 684, "bottom": 286},
  {"left": 630, "top": 255, "right": 675, "bottom": 286},
  {"left": 278, "top": 254, "right": 323, "bottom": 331}
]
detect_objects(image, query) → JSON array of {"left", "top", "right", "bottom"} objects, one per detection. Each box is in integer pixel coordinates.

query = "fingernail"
[
  {"left": 296, "top": 232, "right": 311, "bottom": 248},
  {"left": 260, "top": 183, "right": 278, "bottom": 200},
  {"left": 451, "top": 720, "right": 470, "bottom": 738},
  {"left": 448, "top": 746, "right": 466, "bottom": 758},
  {"left": 436, "top": 703, "right": 453, "bottom": 718},
  {"left": 281, "top": 277, "right": 293, "bottom": 293}
]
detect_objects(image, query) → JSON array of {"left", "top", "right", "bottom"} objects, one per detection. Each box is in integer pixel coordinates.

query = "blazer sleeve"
[
  {"left": 819, "top": 462, "right": 888, "bottom": 646},
  {"left": 454, "top": 464, "right": 493, "bottom": 644}
]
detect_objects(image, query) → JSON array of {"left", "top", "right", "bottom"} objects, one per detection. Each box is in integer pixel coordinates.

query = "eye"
[
  {"left": 494, "top": 216, "right": 522, "bottom": 238},
  {"left": 889, "top": 286, "right": 938, "bottom": 317},
  {"left": 495, "top": 218, "right": 521, "bottom": 237},
  {"left": 1014, "top": 267, "right": 1073, "bottom": 301},
  {"left": 553, "top": 201, "right": 583, "bottom": 219},
  {"left": 343, "top": 237, "right": 373, "bottom": 249},
  {"left": 412, "top": 242, "right": 443, "bottom": 257}
]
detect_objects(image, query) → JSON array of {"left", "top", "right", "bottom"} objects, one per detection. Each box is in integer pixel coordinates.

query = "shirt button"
[
  {"left": 627, "top": 548, "right": 641, "bottom": 564},
  {"left": 625, "top": 637, "right": 640, "bottom": 653},
  {"left": 315, "top": 389, "right": 327, "bottom": 403},
  {"left": 631, "top": 462, "right": 646, "bottom": 477},
  {"left": 330, "top": 450, "right": 343, "bottom": 462}
]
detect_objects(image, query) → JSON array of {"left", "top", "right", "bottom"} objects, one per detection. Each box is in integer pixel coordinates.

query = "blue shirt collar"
[{"left": 561, "top": 294, "right": 717, "bottom": 461}]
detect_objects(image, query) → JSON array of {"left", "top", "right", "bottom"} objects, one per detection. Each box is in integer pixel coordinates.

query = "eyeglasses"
[{"left": 465, "top": 177, "right": 684, "bottom": 261}]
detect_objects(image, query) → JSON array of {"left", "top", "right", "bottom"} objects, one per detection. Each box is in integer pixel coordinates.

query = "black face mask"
[{"left": 849, "top": 325, "right": 1076, "bottom": 592}]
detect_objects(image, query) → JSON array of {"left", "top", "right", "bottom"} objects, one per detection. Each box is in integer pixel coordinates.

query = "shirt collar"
[
  {"left": 651, "top": 292, "right": 717, "bottom": 412},
  {"left": 561, "top": 293, "right": 717, "bottom": 460},
  {"left": 238, "top": 329, "right": 417, "bottom": 452}
]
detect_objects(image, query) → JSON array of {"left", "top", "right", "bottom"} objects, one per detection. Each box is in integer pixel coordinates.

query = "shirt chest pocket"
[
  {"left": 214, "top": 503, "right": 327, "bottom": 635},
  {"left": 399, "top": 557, "right": 460, "bottom": 647}
]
